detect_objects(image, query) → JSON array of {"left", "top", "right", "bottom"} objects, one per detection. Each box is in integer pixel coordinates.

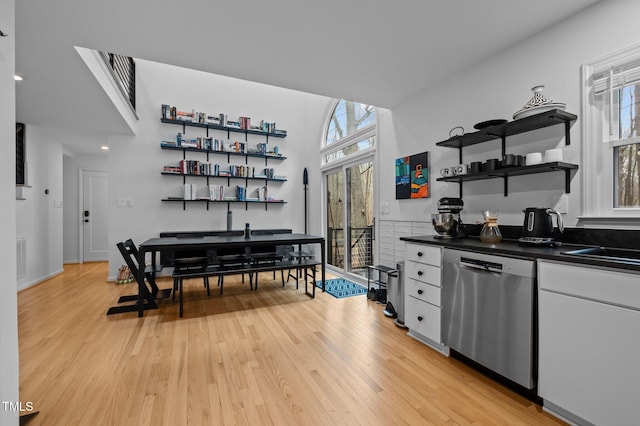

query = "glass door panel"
[
  {"left": 346, "top": 160, "right": 374, "bottom": 278},
  {"left": 326, "top": 170, "right": 344, "bottom": 269}
]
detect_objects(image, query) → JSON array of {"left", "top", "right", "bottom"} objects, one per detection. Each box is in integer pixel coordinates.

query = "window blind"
[{"left": 593, "top": 58, "right": 640, "bottom": 94}]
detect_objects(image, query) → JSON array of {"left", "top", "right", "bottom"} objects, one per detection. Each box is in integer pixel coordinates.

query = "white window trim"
[{"left": 580, "top": 43, "right": 640, "bottom": 224}]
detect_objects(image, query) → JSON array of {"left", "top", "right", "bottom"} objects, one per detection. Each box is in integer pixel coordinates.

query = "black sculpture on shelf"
[{"left": 303, "top": 167, "right": 308, "bottom": 233}]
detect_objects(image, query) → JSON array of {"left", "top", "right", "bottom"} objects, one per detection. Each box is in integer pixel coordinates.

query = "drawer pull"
[
  {"left": 417, "top": 289, "right": 423, "bottom": 295},
  {"left": 417, "top": 251, "right": 423, "bottom": 257},
  {"left": 417, "top": 270, "right": 423, "bottom": 276},
  {"left": 417, "top": 316, "right": 423, "bottom": 321}
]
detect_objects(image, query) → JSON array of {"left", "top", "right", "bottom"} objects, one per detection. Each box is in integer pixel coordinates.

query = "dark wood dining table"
[{"left": 135, "top": 233, "right": 326, "bottom": 317}]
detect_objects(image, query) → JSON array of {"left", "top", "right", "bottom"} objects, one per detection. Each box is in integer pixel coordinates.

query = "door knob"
[{"left": 417, "top": 316, "right": 423, "bottom": 321}]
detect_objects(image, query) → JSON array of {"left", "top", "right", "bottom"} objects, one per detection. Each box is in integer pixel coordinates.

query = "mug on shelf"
[
  {"left": 440, "top": 167, "right": 452, "bottom": 177},
  {"left": 485, "top": 158, "right": 500, "bottom": 170},
  {"left": 469, "top": 161, "right": 483, "bottom": 173},
  {"left": 525, "top": 152, "right": 542, "bottom": 165},
  {"left": 544, "top": 148, "right": 563, "bottom": 163},
  {"left": 452, "top": 164, "right": 469, "bottom": 175}
]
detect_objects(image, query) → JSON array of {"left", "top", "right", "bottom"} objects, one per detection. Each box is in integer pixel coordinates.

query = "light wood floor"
[{"left": 18, "top": 262, "right": 564, "bottom": 425}]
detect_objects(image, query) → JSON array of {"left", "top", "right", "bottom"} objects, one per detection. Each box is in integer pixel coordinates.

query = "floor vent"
[{"left": 17, "top": 237, "right": 27, "bottom": 278}]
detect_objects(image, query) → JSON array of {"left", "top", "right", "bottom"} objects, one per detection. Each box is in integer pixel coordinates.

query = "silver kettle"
[{"left": 522, "top": 207, "right": 563, "bottom": 238}]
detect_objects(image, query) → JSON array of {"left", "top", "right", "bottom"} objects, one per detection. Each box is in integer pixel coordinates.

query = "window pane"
[
  {"left": 615, "top": 143, "right": 640, "bottom": 207},
  {"left": 614, "top": 83, "right": 640, "bottom": 140},
  {"left": 326, "top": 100, "right": 376, "bottom": 145},
  {"left": 324, "top": 136, "right": 375, "bottom": 163}
]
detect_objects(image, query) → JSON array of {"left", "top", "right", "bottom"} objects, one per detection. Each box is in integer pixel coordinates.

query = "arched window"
[{"left": 323, "top": 100, "right": 376, "bottom": 164}]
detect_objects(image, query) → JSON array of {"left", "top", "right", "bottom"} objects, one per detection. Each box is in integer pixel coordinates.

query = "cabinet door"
[
  {"left": 539, "top": 266, "right": 640, "bottom": 425},
  {"left": 405, "top": 296, "right": 441, "bottom": 343}
]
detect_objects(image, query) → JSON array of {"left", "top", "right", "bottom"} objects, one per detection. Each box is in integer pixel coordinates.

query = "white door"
[{"left": 81, "top": 170, "right": 108, "bottom": 262}]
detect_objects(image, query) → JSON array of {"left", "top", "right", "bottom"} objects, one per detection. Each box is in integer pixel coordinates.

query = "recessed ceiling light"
[
  {"left": 100, "top": 146, "right": 109, "bottom": 150},
  {"left": 14, "top": 75, "right": 23, "bottom": 81}
]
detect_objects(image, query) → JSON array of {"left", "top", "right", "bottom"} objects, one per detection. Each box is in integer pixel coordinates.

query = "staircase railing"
[{"left": 100, "top": 52, "right": 136, "bottom": 111}]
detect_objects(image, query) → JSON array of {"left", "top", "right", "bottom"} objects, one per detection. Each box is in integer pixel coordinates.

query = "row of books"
[
  {"left": 180, "top": 184, "right": 278, "bottom": 202},
  {"left": 164, "top": 162, "right": 284, "bottom": 179},
  {"left": 161, "top": 104, "right": 286, "bottom": 135}
]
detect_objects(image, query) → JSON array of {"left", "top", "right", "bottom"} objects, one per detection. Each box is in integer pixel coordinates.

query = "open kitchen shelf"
[{"left": 436, "top": 109, "right": 579, "bottom": 197}]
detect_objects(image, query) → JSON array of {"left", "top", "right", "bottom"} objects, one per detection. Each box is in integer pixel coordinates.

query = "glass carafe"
[{"left": 480, "top": 211, "right": 502, "bottom": 243}]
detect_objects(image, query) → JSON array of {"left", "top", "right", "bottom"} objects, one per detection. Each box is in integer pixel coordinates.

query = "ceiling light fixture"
[
  {"left": 100, "top": 146, "right": 109, "bottom": 150},
  {"left": 14, "top": 75, "right": 23, "bottom": 81}
]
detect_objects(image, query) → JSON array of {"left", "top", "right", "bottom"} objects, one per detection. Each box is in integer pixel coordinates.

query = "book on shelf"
[
  {"left": 209, "top": 184, "right": 225, "bottom": 201},
  {"left": 257, "top": 186, "right": 267, "bottom": 201},
  {"left": 182, "top": 183, "right": 197, "bottom": 200},
  {"left": 235, "top": 185, "right": 247, "bottom": 201}
]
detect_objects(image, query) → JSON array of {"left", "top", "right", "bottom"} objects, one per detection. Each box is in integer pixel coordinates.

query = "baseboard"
[
  {"left": 543, "top": 400, "right": 594, "bottom": 426},
  {"left": 407, "top": 329, "right": 450, "bottom": 356},
  {"left": 18, "top": 269, "right": 64, "bottom": 292},
  {"left": 63, "top": 259, "right": 79, "bottom": 264}
]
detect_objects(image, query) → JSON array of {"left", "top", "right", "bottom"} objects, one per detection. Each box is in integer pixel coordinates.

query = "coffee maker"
[{"left": 432, "top": 197, "right": 464, "bottom": 239}]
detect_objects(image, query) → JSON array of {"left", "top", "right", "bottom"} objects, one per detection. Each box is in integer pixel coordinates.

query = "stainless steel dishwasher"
[{"left": 441, "top": 248, "right": 536, "bottom": 389}]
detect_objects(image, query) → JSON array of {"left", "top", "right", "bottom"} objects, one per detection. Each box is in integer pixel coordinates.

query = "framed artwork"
[{"left": 395, "top": 151, "right": 429, "bottom": 199}]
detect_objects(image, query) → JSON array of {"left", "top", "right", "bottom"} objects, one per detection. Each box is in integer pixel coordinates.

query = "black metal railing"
[
  {"left": 101, "top": 52, "right": 136, "bottom": 111},
  {"left": 327, "top": 226, "right": 373, "bottom": 271}
]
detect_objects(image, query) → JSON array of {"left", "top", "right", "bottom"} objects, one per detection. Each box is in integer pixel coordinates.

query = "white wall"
[
  {"left": 63, "top": 153, "right": 108, "bottom": 263},
  {"left": 15, "top": 126, "right": 64, "bottom": 290},
  {"left": 0, "top": 0, "right": 19, "bottom": 423},
  {"left": 106, "top": 60, "right": 332, "bottom": 279},
  {"left": 379, "top": 0, "right": 640, "bottom": 229}
]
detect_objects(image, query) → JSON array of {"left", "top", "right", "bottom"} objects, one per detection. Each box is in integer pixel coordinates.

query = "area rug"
[{"left": 315, "top": 278, "right": 368, "bottom": 299}]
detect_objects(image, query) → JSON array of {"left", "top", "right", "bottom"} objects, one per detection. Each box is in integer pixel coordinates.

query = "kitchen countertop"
[{"left": 400, "top": 235, "right": 640, "bottom": 273}]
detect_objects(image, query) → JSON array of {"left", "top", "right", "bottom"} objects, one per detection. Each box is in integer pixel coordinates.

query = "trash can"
[{"left": 385, "top": 261, "right": 407, "bottom": 329}]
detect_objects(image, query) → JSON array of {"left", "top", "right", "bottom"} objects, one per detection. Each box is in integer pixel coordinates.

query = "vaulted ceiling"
[{"left": 15, "top": 0, "right": 600, "bottom": 153}]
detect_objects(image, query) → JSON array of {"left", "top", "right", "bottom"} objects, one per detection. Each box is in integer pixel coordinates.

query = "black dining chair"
[{"left": 107, "top": 239, "right": 169, "bottom": 315}]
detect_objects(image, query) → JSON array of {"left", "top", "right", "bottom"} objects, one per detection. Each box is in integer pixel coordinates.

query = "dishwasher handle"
[{"left": 460, "top": 257, "right": 503, "bottom": 274}]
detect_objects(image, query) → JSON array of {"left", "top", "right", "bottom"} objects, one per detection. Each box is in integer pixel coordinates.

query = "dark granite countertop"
[{"left": 400, "top": 235, "right": 640, "bottom": 274}]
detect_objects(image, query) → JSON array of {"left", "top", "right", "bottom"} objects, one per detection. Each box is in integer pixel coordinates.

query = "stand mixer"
[{"left": 432, "top": 197, "right": 464, "bottom": 239}]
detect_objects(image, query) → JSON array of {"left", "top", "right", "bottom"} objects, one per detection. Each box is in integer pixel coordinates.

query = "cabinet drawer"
[
  {"left": 406, "top": 243, "right": 441, "bottom": 266},
  {"left": 406, "top": 278, "right": 441, "bottom": 305},
  {"left": 405, "top": 296, "right": 441, "bottom": 343},
  {"left": 539, "top": 261, "right": 640, "bottom": 309},
  {"left": 406, "top": 261, "right": 441, "bottom": 286}
]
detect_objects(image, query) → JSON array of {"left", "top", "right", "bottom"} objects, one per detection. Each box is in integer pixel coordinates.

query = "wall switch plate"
[
  {"left": 54, "top": 200, "right": 63, "bottom": 208},
  {"left": 381, "top": 202, "right": 390, "bottom": 215},
  {"left": 116, "top": 198, "right": 128, "bottom": 207}
]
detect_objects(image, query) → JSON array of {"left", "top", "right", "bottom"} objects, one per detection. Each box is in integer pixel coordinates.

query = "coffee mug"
[
  {"left": 469, "top": 161, "right": 483, "bottom": 173},
  {"left": 440, "top": 167, "right": 451, "bottom": 177},
  {"left": 485, "top": 158, "right": 500, "bottom": 171},
  {"left": 525, "top": 152, "right": 542, "bottom": 166},
  {"left": 544, "top": 148, "right": 563, "bottom": 162},
  {"left": 452, "top": 164, "right": 469, "bottom": 175}
]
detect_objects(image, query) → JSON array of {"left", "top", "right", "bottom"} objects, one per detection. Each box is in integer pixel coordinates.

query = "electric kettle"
[{"left": 522, "top": 207, "right": 564, "bottom": 238}]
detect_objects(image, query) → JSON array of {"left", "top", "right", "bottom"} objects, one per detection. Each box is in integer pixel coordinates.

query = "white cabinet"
[
  {"left": 538, "top": 260, "right": 640, "bottom": 426},
  {"left": 404, "top": 243, "right": 448, "bottom": 355}
]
